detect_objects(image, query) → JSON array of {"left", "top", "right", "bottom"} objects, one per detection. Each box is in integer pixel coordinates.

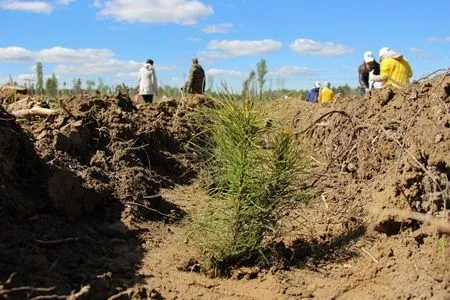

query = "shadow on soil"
[
  {"left": 0, "top": 109, "right": 188, "bottom": 299},
  {"left": 286, "top": 222, "right": 366, "bottom": 269}
]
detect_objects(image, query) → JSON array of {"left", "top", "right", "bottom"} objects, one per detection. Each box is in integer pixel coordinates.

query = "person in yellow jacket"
[
  {"left": 319, "top": 81, "right": 335, "bottom": 103},
  {"left": 371, "top": 47, "right": 413, "bottom": 88}
]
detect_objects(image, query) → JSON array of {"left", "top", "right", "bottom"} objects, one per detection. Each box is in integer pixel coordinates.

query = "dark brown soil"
[
  {"left": 0, "top": 93, "right": 197, "bottom": 299},
  {"left": 1, "top": 74, "right": 449, "bottom": 299}
]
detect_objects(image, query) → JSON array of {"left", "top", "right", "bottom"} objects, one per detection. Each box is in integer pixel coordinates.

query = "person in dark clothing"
[
  {"left": 185, "top": 58, "right": 205, "bottom": 94},
  {"left": 358, "top": 51, "right": 380, "bottom": 95},
  {"left": 307, "top": 81, "right": 321, "bottom": 102}
]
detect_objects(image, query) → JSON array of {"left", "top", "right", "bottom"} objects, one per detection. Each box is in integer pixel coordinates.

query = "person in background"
[
  {"left": 138, "top": 59, "right": 158, "bottom": 104},
  {"left": 307, "top": 81, "right": 321, "bottom": 103},
  {"left": 372, "top": 47, "right": 413, "bottom": 88},
  {"left": 358, "top": 51, "right": 380, "bottom": 95},
  {"left": 319, "top": 81, "right": 335, "bottom": 103},
  {"left": 185, "top": 58, "right": 205, "bottom": 94}
]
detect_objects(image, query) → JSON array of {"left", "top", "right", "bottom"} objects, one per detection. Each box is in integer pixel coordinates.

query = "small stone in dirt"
[
  {"left": 36, "top": 130, "right": 51, "bottom": 140},
  {"left": 346, "top": 163, "right": 357, "bottom": 173},
  {"left": 177, "top": 258, "right": 201, "bottom": 272},
  {"left": 231, "top": 267, "right": 260, "bottom": 280},
  {"left": 150, "top": 289, "right": 163, "bottom": 299},
  {"left": 343, "top": 263, "right": 352, "bottom": 269},
  {"left": 435, "top": 133, "right": 444, "bottom": 143},
  {"left": 408, "top": 90, "right": 419, "bottom": 101}
]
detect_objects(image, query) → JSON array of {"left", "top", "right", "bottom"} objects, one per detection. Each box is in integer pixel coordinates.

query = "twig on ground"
[
  {"left": 415, "top": 68, "right": 448, "bottom": 82},
  {"left": 33, "top": 237, "right": 80, "bottom": 246},
  {"left": 143, "top": 194, "right": 162, "bottom": 199},
  {"left": 371, "top": 208, "right": 450, "bottom": 234},
  {"left": 321, "top": 193, "right": 330, "bottom": 210},
  {"left": 380, "top": 125, "right": 447, "bottom": 201},
  {"left": 0, "top": 286, "right": 55, "bottom": 296},
  {"left": 123, "top": 201, "right": 174, "bottom": 219},
  {"left": 30, "top": 285, "right": 90, "bottom": 300},
  {"left": 295, "top": 110, "right": 355, "bottom": 135},
  {"left": 361, "top": 247, "right": 379, "bottom": 263},
  {"left": 5, "top": 272, "right": 17, "bottom": 285},
  {"left": 0, "top": 116, "right": 15, "bottom": 121},
  {"left": 125, "top": 143, "right": 149, "bottom": 151},
  {"left": 427, "top": 67, "right": 450, "bottom": 95},
  {"left": 404, "top": 68, "right": 450, "bottom": 136},
  {"left": 307, "top": 156, "right": 326, "bottom": 165}
]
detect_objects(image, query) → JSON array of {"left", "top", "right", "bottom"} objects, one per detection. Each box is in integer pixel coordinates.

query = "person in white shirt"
[{"left": 137, "top": 59, "right": 158, "bottom": 103}]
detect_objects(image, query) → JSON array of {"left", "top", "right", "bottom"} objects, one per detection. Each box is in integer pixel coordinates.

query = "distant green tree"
[
  {"left": 73, "top": 78, "right": 82, "bottom": 94},
  {"left": 45, "top": 73, "right": 58, "bottom": 97},
  {"left": 257, "top": 59, "right": 268, "bottom": 100},
  {"left": 36, "top": 62, "right": 44, "bottom": 95},
  {"left": 86, "top": 80, "right": 95, "bottom": 93},
  {"left": 97, "top": 77, "right": 110, "bottom": 94}
]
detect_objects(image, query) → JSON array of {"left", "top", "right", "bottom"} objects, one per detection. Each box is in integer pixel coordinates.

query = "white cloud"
[
  {"left": 200, "top": 39, "right": 282, "bottom": 59},
  {"left": 206, "top": 68, "right": 244, "bottom": 78},
  {"left": 268, "top": 66, "right": 312, "bottom": 77},
  {"left": 92, "top": 0, "right": 102, "bottom": 8},
  {"left": 427, "top": 36, "right": 450, "bottom": 43},
  {"left": 0, "top": 46, "right": 34, "bottom": 61},
  {"left": 290, "top": 38, "right": 354, "bottom": 56},
  {"left": 0, "top": 46, "right": 114, "bottom": 63},
  {"left": 55, "top": 59, "right": 176, "bottom": 75},
  {"left": 96, "top": 0, "right": 213, "bottom": 25},
  {"left": 202, "top": 22, "right": 233, "bottom": 34},
  {"left": 37, "top": 47, "right": 114, "bottom": 62},
  {"left": 0, "top": 0, "right": 53, "bottom": 13},
  {"left": 58, "top": 0, "right": 74, "bottom": 4},
  {"left": 1, "top": 45, "right": 175, "bottom": 82},
  {"left": 16, "top": 73, "right": 35, "bottom": 80},
  {"left": 409, "top": 47, "right": 440, "bottom": 61},
  {"left": 115, "top": 71, "right": 138, "bottom": 80}
]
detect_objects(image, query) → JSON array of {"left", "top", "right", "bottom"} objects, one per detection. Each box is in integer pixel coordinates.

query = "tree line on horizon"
[{"left": 3, "top": 61, "right": 360, "bottom": 99}]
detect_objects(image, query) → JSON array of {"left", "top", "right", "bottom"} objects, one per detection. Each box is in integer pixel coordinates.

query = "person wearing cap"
[
  {"left": 358, "top": 51, "right": 380, "bottom": 95},
  {"left": 185, "top": 58, "right": 205, "bottom": 94},
  {"left": 306, "top": 81, "right": 321, "bottom": 102},
  {"left": 138, "top": 59, "right": 158, "bottom": 104},
  {"left": 319, "top": 81, "right": 335, "bottom": 104},
  {"left": 371, "top": 47, "right": 413, "bottom": 88}
]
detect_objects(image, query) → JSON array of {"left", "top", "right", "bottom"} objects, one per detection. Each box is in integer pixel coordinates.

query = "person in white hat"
[
  {"left": 371, "top": 47, "right": 413, "bottom": 88},
  {"left": 358, "top": 51, "right": 380, "bottom": 95},
  {"left": 306, "top": 81, "right": 321, "bottom": 102}
]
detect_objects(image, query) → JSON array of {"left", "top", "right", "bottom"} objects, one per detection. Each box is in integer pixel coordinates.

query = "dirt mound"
[
  {"left": 0, "top": 85, "right": 28, "bottom": 105},
  {"left": 293, "top": 75, "right": 449, "bottom": 220},
  {"left": 0, "top": 106, "right": 47, "bottom": 217},
  {"left": 273, "top": 74, "right": 450, "bottom": 298},
  {"left": 19, "top": 93, "right": 196, "bottom": 219},
  {"left": 0, "top": 93, "right": 200, "bottom": 299}
]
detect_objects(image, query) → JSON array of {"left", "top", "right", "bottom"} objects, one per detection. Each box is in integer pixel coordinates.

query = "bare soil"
[{"left": 1, "top": 75, "right": 449, "bottom": 299}]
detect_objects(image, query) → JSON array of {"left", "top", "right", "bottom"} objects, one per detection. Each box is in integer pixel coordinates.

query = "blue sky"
[{"left": 1, "top": 0, "right": 449, "bottom": 91}]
